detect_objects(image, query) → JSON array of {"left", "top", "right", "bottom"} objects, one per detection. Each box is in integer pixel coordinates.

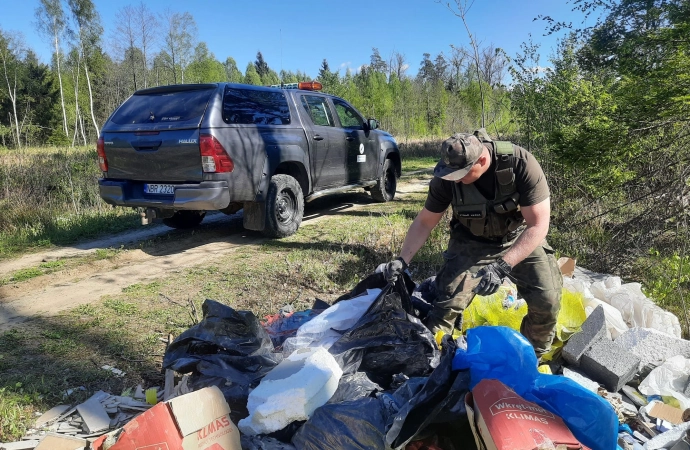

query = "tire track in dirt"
[{"left": 0, "top": 176, "right": 431, "bottom": 330}]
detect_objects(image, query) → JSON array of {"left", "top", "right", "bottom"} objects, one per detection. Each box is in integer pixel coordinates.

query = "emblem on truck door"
[
  {"left": 359, "top": 143, "right": 364, "bottom": 154},
  {"left": 179, "top": 139, "right": 197, "bottom": 144}
]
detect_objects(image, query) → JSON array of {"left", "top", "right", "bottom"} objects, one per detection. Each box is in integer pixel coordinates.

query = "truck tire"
[
  {"left": 370, "top": 158, "right": 397, "bottom": 202},
  {"left": 162, "top": 210, "right": 206, "bottom": 229},
  {"left": 263, "top": 174, "right": 304, "bottom": 238}
]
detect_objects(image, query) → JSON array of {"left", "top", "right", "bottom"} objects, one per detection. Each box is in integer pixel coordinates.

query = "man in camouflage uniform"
[{"left": 384, "top": 130, "right": 562, "bottom": 357}]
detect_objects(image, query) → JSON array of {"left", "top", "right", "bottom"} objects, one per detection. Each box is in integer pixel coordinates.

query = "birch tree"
[
  {"left": 134, "top": 1, "right": 158, "bottom": 88},
  {"left": 0, "top": 30, "right": 25, "bottom": 148},
  {"left": 160, "top": 10, "right": 196, "bottom": 84},
  {"left": 35, "top": 0, "right": 69, "bottom": 139},
  {"left": 67, "top": 0, "right": 102, "bottom": 138}
]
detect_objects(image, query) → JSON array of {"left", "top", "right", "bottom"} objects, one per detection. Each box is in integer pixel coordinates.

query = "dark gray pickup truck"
[{"left": 97, "top": 82, "right": 401, "bottom": 237}]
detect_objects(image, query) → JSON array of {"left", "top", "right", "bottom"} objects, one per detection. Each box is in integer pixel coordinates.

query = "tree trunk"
[
  {"left": 82, "top": 52, "right": 100, "bottom": 138},
  {"left": 1, "top": 58, "right": 21, "bottom": 148},
  {"left": 53, "top": 21, "right": 69, "bottom": 138}
]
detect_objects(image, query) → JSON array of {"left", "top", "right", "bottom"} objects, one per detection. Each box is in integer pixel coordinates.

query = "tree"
[
  {"left": 134, "top": 1, "right": 157, "bottom": 88},
  {"left": 317, "top": 59, "right": 340, "bottom": 93},
  {"left": 66, "top": 0, "right": 102, "bottom": 139},
  {"left": 369, "top": 48, "right": 388, "bottom": 74},
  {"left": 35, "top": 0, "right": 69, "bottom": 139},
  {"left": 254, "top": 51, "right": 269, "bottom": 78},
  {"left": 244, "top": 62, "right": 261, "bottom": 85},
  {"left": 186, "top": 42, "right": 225, "bottom": 83},
  {"left": 160, "top": 10, "right": 196, "bottom": 84},
  {"left": 0, "top": 29, "right": 25, "bottom": 147},
  {"left": 224, "top": 57, "right": 242, "bottom": 83},
  {"left": 113, "top": 5, "right": 139, "bottom": 90}
]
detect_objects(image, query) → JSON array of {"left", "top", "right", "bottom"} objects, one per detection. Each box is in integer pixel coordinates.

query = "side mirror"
[{"left": 367, "top": 118, "right": 379, "bottom": 130}]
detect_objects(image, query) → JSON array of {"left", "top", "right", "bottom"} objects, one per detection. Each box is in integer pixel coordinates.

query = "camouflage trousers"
[{"left": 425, "top": 232, "right": 563, "bottom": 357}]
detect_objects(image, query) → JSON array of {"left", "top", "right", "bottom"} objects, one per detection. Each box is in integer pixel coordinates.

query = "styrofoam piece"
[
  {"left": 238, "top": 347, "right": 343, "bottom": 435},
  {"left": 644, "top": 421, "right": 690, "bottom": 450},
  {"left": 282, "top": 289, "right": 380, "bottom": 355},
  {"left": 616, "top": 327, "right": 690, "bottom": 372},
  {"left": 639, "top": 355, "right": 690, "bottom": 410},
  {"left": 562, "top": 367, "right": 601, "bottom": 393}
]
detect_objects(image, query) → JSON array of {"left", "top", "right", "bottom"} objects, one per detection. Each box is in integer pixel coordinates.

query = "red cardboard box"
[
  {"left": 466, "top": 379, "right": 583, "bottom": 450},
  {"left": 94, "top": 386, "right": 241, "bottom": 450}
]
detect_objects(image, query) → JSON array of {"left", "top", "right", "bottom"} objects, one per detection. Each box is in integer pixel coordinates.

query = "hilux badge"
[{"left": 179, "top": 139, "right": 197, "bottom": 144}]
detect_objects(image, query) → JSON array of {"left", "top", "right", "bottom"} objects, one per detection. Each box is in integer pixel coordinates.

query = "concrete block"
[
  {"left": 684, "top": 377, "right": 690, "bottom": 398},
  {"left": 580, "top": 339, "right": 641, "bottom": 392},
  {"left": 615, "top": 327, "right": 690, "bottom": 372},
  {"left": 563, "top": 304, "right": 607, "bottom": 366},
  {"left": 238, "top": 347, "right": 343, "bottom": 435},
  {"left": 562, "top": 367, "right": 600, "bottom": 393}
]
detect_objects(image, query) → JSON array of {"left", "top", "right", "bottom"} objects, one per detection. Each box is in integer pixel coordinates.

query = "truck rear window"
[
  {"left": 223, "top": 87, "right": 291, "bottom": 125},
  {"left": 109, "top": 89, "right": 214, "bottom": 125}
]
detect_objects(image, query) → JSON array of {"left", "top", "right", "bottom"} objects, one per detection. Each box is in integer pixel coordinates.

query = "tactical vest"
[{"left": 451, "top": 134, "right": 525, "bottom": 239}]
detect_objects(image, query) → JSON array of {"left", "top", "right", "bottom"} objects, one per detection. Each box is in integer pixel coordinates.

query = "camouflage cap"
[{"left": 433, "top": 133, "right": 485, "bottom": 181}]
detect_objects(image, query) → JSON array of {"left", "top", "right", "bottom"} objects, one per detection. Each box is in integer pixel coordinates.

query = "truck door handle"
[
  {"left": 345, "top": 136, "right": 354, "bottom": 141},
  {"left": 313, "top": 135, "right": 324, "bottom": 141},
  {"left": 132, "top": 140, "right": 162, "bottom": 151}
]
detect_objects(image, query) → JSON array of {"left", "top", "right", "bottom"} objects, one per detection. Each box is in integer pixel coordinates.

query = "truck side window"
[
  {"left": 301, "top": 95, "right": 334, "bottom": 127},
  {"left": 332, "top": 99, "right": 363, "bottom": 129},
  {"left": 223, "top": 87, "right": 291, "bottom": 125}
]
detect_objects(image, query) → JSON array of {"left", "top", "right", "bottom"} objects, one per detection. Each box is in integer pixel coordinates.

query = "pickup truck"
[{"left": 97, "top": 82, "right": 401, "bottom": 237}]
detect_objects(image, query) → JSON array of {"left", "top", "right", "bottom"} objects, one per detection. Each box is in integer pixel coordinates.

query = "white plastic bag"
[
  {"left": 563, "top": 277, "right": 629, "bottom": 339},
  {"left": 638, "top": 355, "right": 690, "bottom": 410},
  {"left": 282, "top": 288, "right": 380, "bottom": 356}
]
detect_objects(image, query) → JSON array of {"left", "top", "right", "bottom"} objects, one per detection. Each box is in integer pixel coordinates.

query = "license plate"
[{"left": 144, "top": 183, "right": 175, "bottom": 195}]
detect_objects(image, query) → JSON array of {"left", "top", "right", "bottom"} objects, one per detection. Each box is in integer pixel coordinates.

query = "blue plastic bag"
[{"left": 452, "top": 326, "right": 618, "bottom": 450}]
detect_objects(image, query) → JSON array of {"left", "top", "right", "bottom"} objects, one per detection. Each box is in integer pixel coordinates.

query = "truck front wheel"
[
  {"left": 263, "top": 174, "right": 304, "bottom": 238},
  {"left": 370, "top": 158, "right": 397, "bottom": 202},
  {"left": 162, "top": 210, "right": 206, "bottom": 229}
]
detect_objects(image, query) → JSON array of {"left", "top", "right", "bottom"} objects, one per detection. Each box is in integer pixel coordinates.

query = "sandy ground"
[{"left": 0, "top": 177, "right": 431, "bottom": 330}]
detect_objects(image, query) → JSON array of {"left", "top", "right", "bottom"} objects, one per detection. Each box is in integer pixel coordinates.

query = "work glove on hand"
[
  {"left": 472, "top": 259, "right": 512, "bottom": 296},
  {"left": 383, "top": 257, "right": 408, "bottom": 283}
]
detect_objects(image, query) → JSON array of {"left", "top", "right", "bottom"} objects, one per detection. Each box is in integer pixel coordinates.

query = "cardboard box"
[
  {"left": 647, "top": 401, "right": 684, "bottom": 425},
  {"left": 34, "top": 434, "right": 87, "bottom": 450},
  {"left": 95, "top": 386, "right": 241, "bottom": 450},
  {"left": 466, "top": 379, "right": 582, "bottom": 450}
]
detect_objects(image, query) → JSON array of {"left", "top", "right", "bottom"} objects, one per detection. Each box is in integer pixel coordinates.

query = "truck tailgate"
[{"left": 103, "top": 129, "right": 203, "bottom": 182}]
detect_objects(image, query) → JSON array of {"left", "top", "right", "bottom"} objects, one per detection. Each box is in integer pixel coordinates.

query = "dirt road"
[{"left": 0, "top": 176, "right": 431, "bottom": 330}]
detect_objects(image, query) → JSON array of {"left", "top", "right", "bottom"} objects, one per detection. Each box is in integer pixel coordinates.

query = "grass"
[{"left": 0, "top": 188, "right": 443, "bottom": 442}]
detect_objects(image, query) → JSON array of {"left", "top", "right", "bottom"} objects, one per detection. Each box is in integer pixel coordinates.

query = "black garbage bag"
[
  {"left": 163, "top": 299, "right": 274, "bottom": 372},
  {"left": 186, "top": 353, "right": 282, "bottom": 423},
  {"left": 328, "top": 276, "right": 439, "bottom": 387},
  {"left": 241, "top": 434, "right": 297, "bottom": 450},
  {"left": 291, "top": 397, "right": 389, "bottom": 450},
  {"left": 328, "top": 372, "right": 382, "bottom": 404},
  {"left": 335, "top": 271, "right": 416, "bottom": 307},
  {"left": 385, "top": 335, "right": 473, "bottom": 449},
  {"left": 411, "top": 276, "right": 436, "bottom": 320}
]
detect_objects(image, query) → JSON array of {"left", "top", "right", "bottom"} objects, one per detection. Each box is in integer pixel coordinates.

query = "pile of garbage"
[{"left": 3, "top": 262, "right": 690, "bottom": 450}]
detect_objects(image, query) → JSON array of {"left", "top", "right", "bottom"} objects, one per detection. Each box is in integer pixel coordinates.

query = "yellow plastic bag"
[{"left": 461, "top": 287, "right": 587, "bottom": 361}]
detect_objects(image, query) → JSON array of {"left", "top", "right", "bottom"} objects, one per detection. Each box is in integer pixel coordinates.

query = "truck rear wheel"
[
  {"left": 162, "top": 210, "right": 206, "bottom": 229},
  {"left": 263, "top": 174, "right": 304, "bottom": 238},
  {"left": 370, "top": 158, "right": 397, "bottom": 202}
]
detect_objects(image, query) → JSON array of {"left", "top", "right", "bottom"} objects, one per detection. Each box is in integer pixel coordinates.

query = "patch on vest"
[{"left": 456, "top": 211, "right": 484, "bottom": 218}]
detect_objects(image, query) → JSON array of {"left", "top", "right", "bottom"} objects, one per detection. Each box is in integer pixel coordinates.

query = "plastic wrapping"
[
  {"left": 588, "top": 276, "right": 681, "bottom": 338},
  {"left": 328, "top": 372, "right": 382, "bottom": 404},
  {"left": 291, "top": 397, "right": 389, "bottom": 450},
  {"left": 452, "top": 326, "right": 618, "bottom": 450},
  {"left": 163, "top": 299, "right": 274, "bottom": 373},
  {"left": 328, "top": 278, "right": 439, "bottom": 387},
  {"left": 638, "top": 355, "right": 690, "bottom": 410},
  {"left": 263, "top": 309, "right": 322, "bottom": 348},
  {"left": 564, "top": 277, "right": 629, "bottom": 339},
  {"left": 240, "top": 434, "right": 297, "bottom": 450},
  {"left": 281, "top": 289, "right": 380, "bottom": 356},
  {"left": 461, "top": 284, "right": 525, "bottom": 332}
]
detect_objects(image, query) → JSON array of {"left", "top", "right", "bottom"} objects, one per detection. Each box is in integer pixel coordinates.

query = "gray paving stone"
[
  {"left": 580, "top": 339, "right": 641, "bottom": 392},
  {"left": 563, "top": 304, "right": 607, "bottom": 366}
]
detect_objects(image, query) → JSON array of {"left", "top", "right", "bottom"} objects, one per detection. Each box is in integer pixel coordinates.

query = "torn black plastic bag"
[
  {"left": 386, "top": 336, "right": 473, "bottom": 449},
  {"left": 241, "top": 434, "right": 297, "bottom": 450},
  {"left": 328, "top": 276, "right": 439, "bottom": 387},
  {"left": 328, "top": 372, "right": 382, "bottom": 404},
  {"left": 185, "top": 352, "right": 282, "bottom": 423},
  {"left": 291, "top": 397, "right": 389, "bottom": 450},
  {"left": 163, "top": 299, "right": 274, "bottom": 373}
]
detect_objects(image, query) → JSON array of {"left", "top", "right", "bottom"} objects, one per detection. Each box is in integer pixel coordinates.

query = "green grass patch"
[{"left": 401, "top": 156, "right": 437, "bottom": 173}]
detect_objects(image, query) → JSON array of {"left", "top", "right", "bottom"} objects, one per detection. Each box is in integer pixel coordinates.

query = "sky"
[{"left": 0, "top": 0, "right": 591, "bottom": 78}]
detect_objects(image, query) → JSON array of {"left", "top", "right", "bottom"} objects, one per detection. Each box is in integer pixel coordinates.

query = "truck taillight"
[
  {"left": 200, "top": 134, "right": 234, "bottom": 173},
  {"left": 97, "top": 137, "right": 108, "bottom": 172}
]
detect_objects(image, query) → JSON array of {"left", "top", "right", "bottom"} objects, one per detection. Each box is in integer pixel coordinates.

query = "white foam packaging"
[{"left": 238, "top": 347, "right": 343, "bottom": 436}]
